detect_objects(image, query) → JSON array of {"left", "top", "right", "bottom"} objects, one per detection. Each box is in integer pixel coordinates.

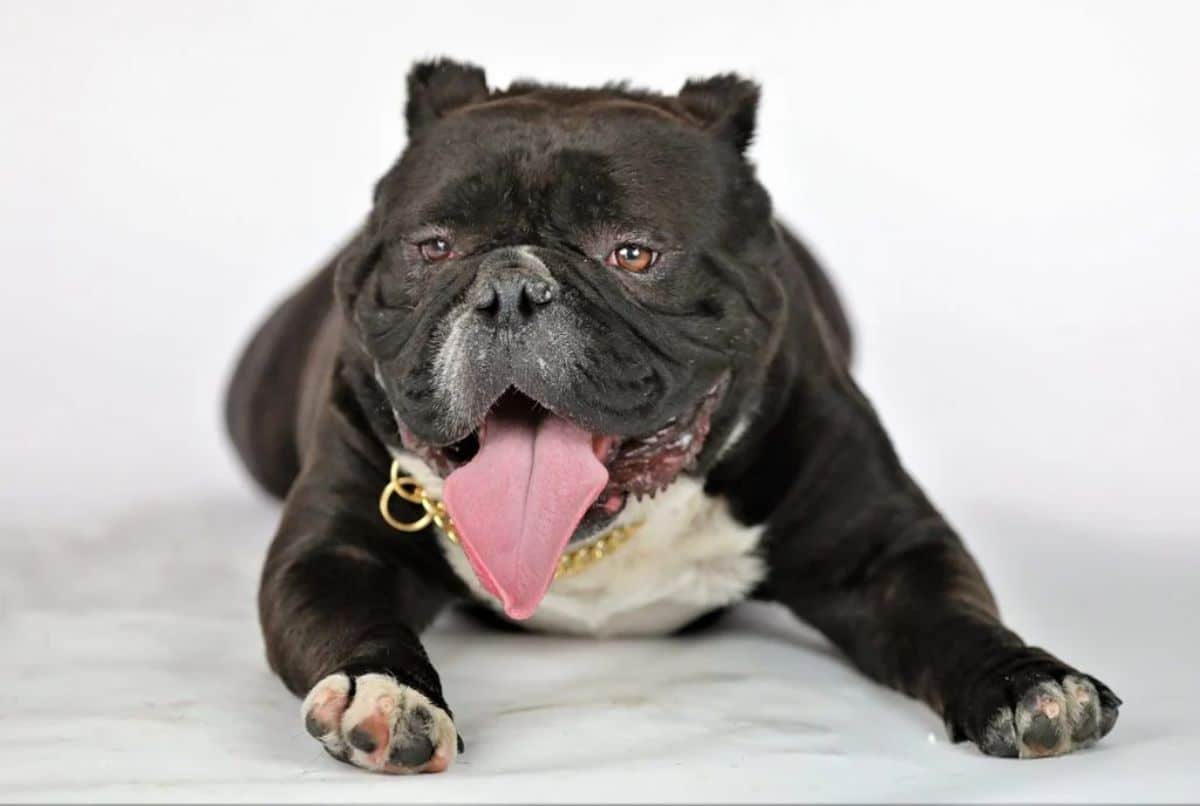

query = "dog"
[{"left": 226, "top": 59, "right": 1120, "bottom": 773}]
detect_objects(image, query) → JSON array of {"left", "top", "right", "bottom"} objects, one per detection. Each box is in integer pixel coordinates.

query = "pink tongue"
[{"left": 442, "top": 404, "right": 608, "bottom": 620}]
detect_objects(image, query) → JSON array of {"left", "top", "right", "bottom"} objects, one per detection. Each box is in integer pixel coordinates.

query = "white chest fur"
[{"left": 388, "top": 449, "right": 766, "bottom": 637}]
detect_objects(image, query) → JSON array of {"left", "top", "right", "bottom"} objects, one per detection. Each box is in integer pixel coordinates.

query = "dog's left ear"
[
  {"left": 405, "top": 58, "right": 490, "bottom": 135},
  {"left": 678, "top": 74, "right": 760, "bottom": 154}
]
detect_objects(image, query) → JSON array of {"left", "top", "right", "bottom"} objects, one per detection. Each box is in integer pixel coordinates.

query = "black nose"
[{"left": 470, "top": 267, "right": 556, "bottom": 325}]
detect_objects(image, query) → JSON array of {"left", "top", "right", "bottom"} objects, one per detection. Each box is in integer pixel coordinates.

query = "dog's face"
[{"left": 339, "top": 61, "right": 788, "bottom": 616}]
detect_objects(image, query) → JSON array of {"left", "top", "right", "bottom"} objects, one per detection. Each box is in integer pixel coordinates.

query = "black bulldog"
[{"left": 226, "top": 59, "right": 1119, "bottom": 773}]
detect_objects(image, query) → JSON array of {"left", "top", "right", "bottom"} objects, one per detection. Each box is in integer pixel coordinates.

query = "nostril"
[
  {"left": 525, "top": 279, "right": 554, "bottom": 305},
  {"left": 471, "top": 282, "right": 500, "bottom": 314}
]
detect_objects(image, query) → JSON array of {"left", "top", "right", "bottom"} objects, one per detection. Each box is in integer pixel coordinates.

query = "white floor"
[{"left": 2, "top": 485, "right": 1197, "bottom": 803}]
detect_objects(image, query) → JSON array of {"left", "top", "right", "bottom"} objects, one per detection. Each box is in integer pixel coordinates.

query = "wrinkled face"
[{"left": 342, "top": 87, "right": 783, "bottom": 554}]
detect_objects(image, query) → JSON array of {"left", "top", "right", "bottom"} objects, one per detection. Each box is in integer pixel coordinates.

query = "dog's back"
[{"left": 224, "top": 249, "right": 341, "bottom": 498}]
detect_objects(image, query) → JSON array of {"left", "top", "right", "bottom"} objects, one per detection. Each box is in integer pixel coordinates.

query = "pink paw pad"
[{"left": 301, "top": 672, "right": 459, "bottom": 774}]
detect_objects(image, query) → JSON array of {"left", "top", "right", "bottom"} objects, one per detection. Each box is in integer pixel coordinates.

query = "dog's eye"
[
  {"left": 607, "top": 244, "right": 657, "bottom": 273},
  {"left": 418, "top": 238, "right": 454, "bottom": 262}
]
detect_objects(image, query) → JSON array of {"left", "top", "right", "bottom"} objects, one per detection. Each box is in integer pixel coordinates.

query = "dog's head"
[{"left": 338, "top": 60, "right": 788, "bottom": 617}]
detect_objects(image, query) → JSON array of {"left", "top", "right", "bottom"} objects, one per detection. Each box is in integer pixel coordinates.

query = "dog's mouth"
[{"left": 395, "top": 379, "right": 726, "bottom": 619}]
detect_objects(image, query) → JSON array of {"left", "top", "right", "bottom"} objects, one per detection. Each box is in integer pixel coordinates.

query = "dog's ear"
[
  {"left": 405, "top": 58, "right": 490, "bottom": 135},
  {"left": 678, "top": 74, "right": 760, "bottom": 154}
]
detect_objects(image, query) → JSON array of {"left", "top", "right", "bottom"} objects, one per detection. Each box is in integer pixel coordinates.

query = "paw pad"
[
  {"left": 975, "top": 672, "right": 1118, "bottom": 759},
  {"left": 300, "top": 672, "right": 458, "bottom": 774}
]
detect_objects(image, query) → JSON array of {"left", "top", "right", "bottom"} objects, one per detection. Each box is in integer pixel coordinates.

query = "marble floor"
[{"left": 1, "top": 488, "right": 1197, "bottom": 803}]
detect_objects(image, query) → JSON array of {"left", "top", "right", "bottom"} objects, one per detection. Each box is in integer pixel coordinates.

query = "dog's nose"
[
  {"left": 469, "top": 251, "right": 557, "bottom": 326},
  {"left": 472, "top": 270, "right": 555, "bottom": 324}
]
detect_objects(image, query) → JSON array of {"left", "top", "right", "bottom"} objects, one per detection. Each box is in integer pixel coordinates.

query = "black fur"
[{"left": 226, "top": 59, "right": 1119, "bottom": 767}]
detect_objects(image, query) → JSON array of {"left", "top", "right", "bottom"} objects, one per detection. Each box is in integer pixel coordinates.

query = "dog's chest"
[{"left": 390, "top": 450, "right": 766, "bottom": 637}]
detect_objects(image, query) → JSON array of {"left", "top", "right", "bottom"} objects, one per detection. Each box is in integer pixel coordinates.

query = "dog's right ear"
[{"left": 405, "top": 59, "right": 490, "bottom": 135}]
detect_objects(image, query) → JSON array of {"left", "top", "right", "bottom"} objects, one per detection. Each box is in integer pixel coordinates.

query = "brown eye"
[
  {"left": 418, "top": 237, "right": 453, "bottom": 262},
  {"left": 608, "top": 243, "right": 657, "bottom": 273}
]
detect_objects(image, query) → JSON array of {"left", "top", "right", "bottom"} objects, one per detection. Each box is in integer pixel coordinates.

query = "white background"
[{"left": 2, "top": 1, "right": 1198, "bottom": 802}]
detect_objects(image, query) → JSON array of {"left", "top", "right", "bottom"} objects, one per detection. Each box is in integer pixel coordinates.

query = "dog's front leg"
[
  {"left": 751, "top": 378, "right": 1120, "bottom": 757},
  {"left": 258, "top": 419, "right": 464, "bottom": 774},
  {"left": 767, "top": 529, "right": 1119, "bottom": 757}
]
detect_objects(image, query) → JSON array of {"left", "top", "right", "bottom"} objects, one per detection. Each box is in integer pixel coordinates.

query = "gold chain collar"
[{"left": 379, "top": 459, "right": 642, "bottom": 580}]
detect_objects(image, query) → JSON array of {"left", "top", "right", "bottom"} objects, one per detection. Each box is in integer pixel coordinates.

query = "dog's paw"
[
  {"left": 301, "top": 672, "right": 458, "bottom": 774},
  {"left": 958, "top": 663, "right": 1121, "bottom": 759}
]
